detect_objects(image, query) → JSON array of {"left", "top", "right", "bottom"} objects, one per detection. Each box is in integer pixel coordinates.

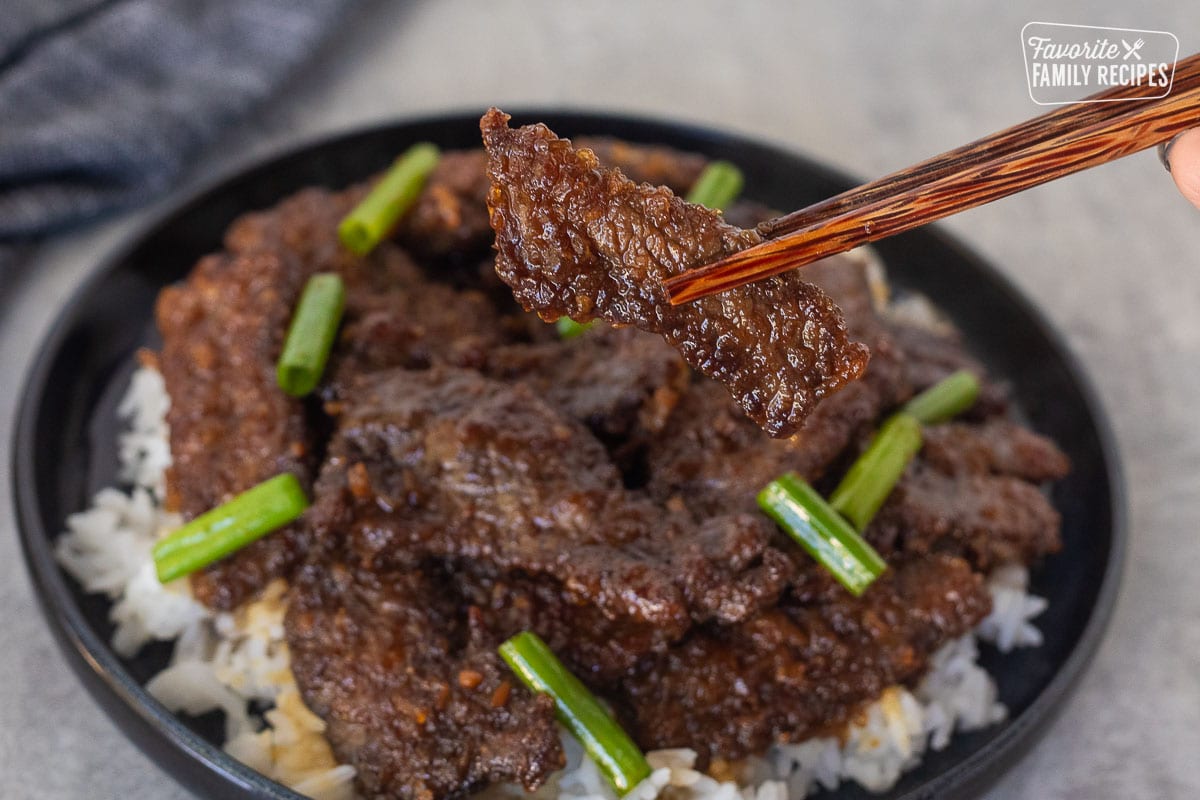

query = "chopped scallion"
[
  {"left": 499, "top": 631, "right": 651, "bottom": 795},
  {"left": 903, "top": 369, "right": 981, "bottom": 424},
  {"left": 828, "top": 414, "right": 923, "bottom": 531},
  {"left": 556, "top": 317, "right": 597, "bottom": 339},
  {"left": 757, "top": 472, "right": 886, "bottom": 596},
  {"left": 153, "top": 474, "right": 309, "bottom": 583},
  {"left": 685, "top": 160, "right": 744, "bottom": 210},
  {"left": 338, "top": 142, "right": 440, "bottom": 256},
  {"left": 277, "top": 272, "right": 346, "bottom": 397}
]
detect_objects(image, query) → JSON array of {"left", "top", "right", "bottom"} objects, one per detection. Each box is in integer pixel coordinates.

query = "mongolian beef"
[{"left": 141, "top": 111, "right": 1068, "bottom": 800}]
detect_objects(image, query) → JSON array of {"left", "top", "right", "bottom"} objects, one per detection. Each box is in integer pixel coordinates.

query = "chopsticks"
[{"left": 665, "top": 52, "right": 1200, "bottom": 305}]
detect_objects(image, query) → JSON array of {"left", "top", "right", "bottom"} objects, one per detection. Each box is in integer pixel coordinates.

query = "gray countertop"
[{"left": 2, "top": 2, "right": 1198, "bottom": 798}]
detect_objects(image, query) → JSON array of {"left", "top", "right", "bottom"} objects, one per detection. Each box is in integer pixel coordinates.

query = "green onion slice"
[
  {"left": 828, "top": 414, "right": 923, "bottom": 531},
  {"left": 757, "top": 472, "right": 886, "bottom": 596},
  {"left": 556, "top": 317, "right": 597, "bottom": 339},
  {"left": 685, "top": 160, "right": 744, "bottom": 210},
  {"left": 499, "top": 631, "right": 651, "bottom": 795},
  {"left": 903, "top": 369, "right": 981, "bottom": 424},
  {"left": 338, "top": 142, "right": 440, "bottom": 256},
  {"left": 277, "top": 272, "right": 346, "bottom": 397},
  {"left": 153, "top": 473, "right": 309, "bottom": 583}
]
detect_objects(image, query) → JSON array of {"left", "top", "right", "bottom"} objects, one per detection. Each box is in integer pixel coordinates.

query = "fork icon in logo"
[{"left": 1122, "top": 38, "right": 1145, "bottom": 60}]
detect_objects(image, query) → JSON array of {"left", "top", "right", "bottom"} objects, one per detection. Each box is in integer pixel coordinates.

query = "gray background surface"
[{"left": 2, "top": 2, "right": 1197, "bottom": 798}]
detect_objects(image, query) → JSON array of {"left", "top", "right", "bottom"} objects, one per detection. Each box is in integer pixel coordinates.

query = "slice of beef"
[
  {"left": 618, "top": 554, "right": 990, "bottom": 763},
  {"left": 574, "top": 136, "right": 709, "bottom": 192},
  {"left": 481, "top": 108, "right": 868, "bottom": 437},
  {"left": 867, "top": 462, "right": 1063, "bottom": 569},
  {"left": 322, "top": 280, "right": 505, "bottom": 404},
  {"left": 286, "top": 560, "right": 563, "bottom": 800},
  {"left": 223, "top": 186, "right": 365, "bottom": 274},
  {"left": 155, "top": 252, "right": 317, "bottom": 610},
  {"left": 484, "top": 325, "right": 689, "bottom": 466},
  {"left": 449, "top": 563, "right": 681, "bottom": 683},
  {"left": 394, "top": 149, "right": 496, "bottom": 260},
  {"left": 311, "top": 367, "right": 794, "bottom": 642},
  {"left": 887, "top": 320, "right": 1008, "bottom": 417},
  {"left": 644, "top": 254, "right": 910, "bottom": 517},
  {"left": 921, "top": 418, "right": 1070, "bottom": 482}
]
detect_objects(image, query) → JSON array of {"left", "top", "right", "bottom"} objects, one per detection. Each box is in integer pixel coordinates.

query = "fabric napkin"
[{"left": 0, "top": 0, "right": 356, "bottom": 298}]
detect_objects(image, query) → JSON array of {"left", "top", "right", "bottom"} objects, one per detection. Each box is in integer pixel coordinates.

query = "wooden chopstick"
[{"left": 666, "top": 52, "right": 1200, "bottom": 305}]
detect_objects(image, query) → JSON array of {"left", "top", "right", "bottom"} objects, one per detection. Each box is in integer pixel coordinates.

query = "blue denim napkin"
[{"left": 0, "top": 0, "right": 354, "bottom": 297}]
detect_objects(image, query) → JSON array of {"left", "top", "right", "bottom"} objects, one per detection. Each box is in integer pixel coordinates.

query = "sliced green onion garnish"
[
  {"left": 277, "top": 273, "right": 346, "bottom": 397},
  {"left": 338, "top": 142, "right": 440, "bottom": 256},
  {"left": 556, "top": 317, "right": 597, "bottom": 339},
  {"left": 757, "top": 472, "right": 886, "bottom": 596},
  {"left": 828, "top": 414, "right": 923, "bottom": 531},
  {"left": 903, "top": 369, "right": 981, "bottom": 424},
  {"left": 685, "top": 160, "right": 744, "bottom": 210},
  {"left": 153, "top": 474, "right": 309, "bottom": 583},
  {"left": 499, "top": 631, "right": 651, "bottom": 795}
]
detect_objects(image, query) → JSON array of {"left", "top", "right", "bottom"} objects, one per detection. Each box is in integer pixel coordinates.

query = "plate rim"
[{"left": 12, "top": 108, "right": 1128, "bottom": 800}]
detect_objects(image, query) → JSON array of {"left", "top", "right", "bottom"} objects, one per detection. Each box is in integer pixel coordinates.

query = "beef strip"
[
  {"left": 867, "top": 462, "right": 1063, "bottom": 569},
  {"left": 450, "top": 563, "right": 682, "bottom": 683},
  {"left": 322, "top": 280, "right": 505, "bottom": 403},
  {"left": 864, "top": 412, "right": 1067, "bottom": 569},
  {"left": 223, "top": 186, "right": 364, "bottom": 272},
  {"left": 484, "top": 325, "right": 690, "bottom": 467},
  {"left": 887, "top": 320, "right": 1009, "bottom": 417},
  {"left": 481, "top": 108, "right": 869, "bottom": 437},
  {"left": 573, "top": 136, "right": 708, "bottom": 192},
  {"left": 921, "top": 418, "right": 1071, "bottom": 482},
  {"left": 644, "top": 254, "right": 910, "bottom": 517},
  {"left": 394, "top": 149, "right": 496, "bottom": 260},
  {"left": 156, "top": 251, "right": 317, "bottom": 609},
  {"left": 310, "top": 367, "right": 795, "bottom": 646},
  {"left": 618, "top": 554, "right": 990, "bottom": 762},
  {"left": 286, "top": 560, "right": 563, "bottom": 800}
]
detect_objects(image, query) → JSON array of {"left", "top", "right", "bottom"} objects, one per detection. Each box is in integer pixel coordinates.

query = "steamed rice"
[{"left": 56, "top": 362, "right": 1049, "bottom": 800}]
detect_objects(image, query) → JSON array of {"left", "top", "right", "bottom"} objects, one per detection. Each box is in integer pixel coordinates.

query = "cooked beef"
[
  {"left": 286, "top": 560, "right": 563, "bottom": 800},
  {"left": 921, "top": 419, "right": 1070, "bottom": 482},
  {"left": 484, "top": 325, "right": 689, "bottom": 464},
  {"left": 322, "top": 280, "right": 504, "bottom": 402},
  {"left": 450, "top": 563, "right": 683, "bottom": 683},
  {"left": 481, "top": 108, "right": 869, "bottom": 437},
  {"left": 866, "top": 461, "right": 1063, "bottom": 569},
  {"left": 644, "top": 254, "right": 910, "bottom": 517},
  {"left": 223, "top": 185, "right": 365, "bottom": 272},
  {"left": 574, "top": 136, "right": 708, "bottom": 192},
  {"left": 887, "top": 320, "right": 1009, "bottom": 417},
  {"left": 618, "top": 554, "right": 990, "bottom": 762},
  {"left": 863, "top": 414, "right": 1067, "bottom": 568},
  {"left": 394, "top": 149, "right": 496, "bottom": 260},
  {"left": 310, "top": 367, "right": 794, "bottom": 641},
  {"left": 155, "top": 252, "right": 317, "bottom": 610}
]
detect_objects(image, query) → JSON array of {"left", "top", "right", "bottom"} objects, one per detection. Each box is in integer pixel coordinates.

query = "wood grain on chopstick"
[{"left": 666, "top": 52, "right": 1200, "bottom": 305}]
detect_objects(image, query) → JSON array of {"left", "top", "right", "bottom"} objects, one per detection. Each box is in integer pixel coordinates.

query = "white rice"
[{"left": 56, "top": 362, "right": 1049, "bottom": 800}]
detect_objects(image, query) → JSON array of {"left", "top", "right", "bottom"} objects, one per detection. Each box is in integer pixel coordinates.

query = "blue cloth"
[{"left": 0, "top": 0, "right": 355, "bottom": 296}]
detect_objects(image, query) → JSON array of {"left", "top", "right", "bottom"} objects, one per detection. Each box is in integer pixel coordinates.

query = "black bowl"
[{"left": 13, "top": 111, "right": 1125, "bottom": 800}]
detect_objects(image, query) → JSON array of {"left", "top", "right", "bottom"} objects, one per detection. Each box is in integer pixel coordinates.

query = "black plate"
[{"left": 13, "top": 111, "right": 1125, "bottom": 800}]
